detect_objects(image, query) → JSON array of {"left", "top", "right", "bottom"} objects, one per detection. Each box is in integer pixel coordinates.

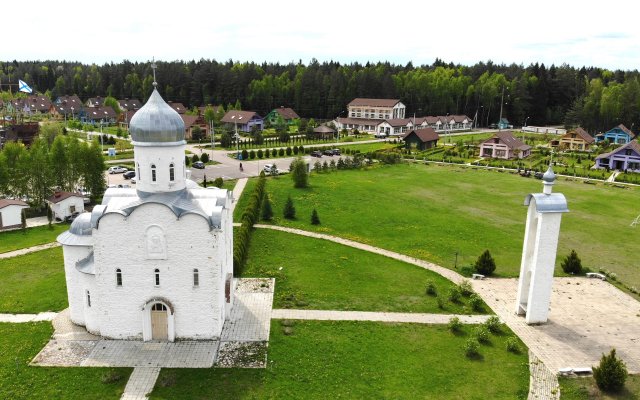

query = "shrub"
[
  {"left": 561, "top": 249, "right": 583, "bottom": 275},
  {"left": 484, "top": 316, "right": 502, "bottom": 334},
  {"left": 271, "top": 148, "right": 277, "bottom": 157},
  {"left": 447, "top": 287, "right": 461, "bottom": 303},
  {"left": 290, "top": 157, "right": 308, "bottom": 188},
  {"left": 261, "top": 195, "right": 274, "bottom": 221},
  {"left": 474, "top": 326, "right": 491, "bottom": 344},
  {"left": 283, "top": 195, "right": 296, "bottom": 219},
  {"left": 311, "top": 209, "right": 320, "bottom": 225},
  {"left": 213, "top": 177, "right": 223, "bottom": 188},
  {"left": 257, "top": 149, "right": 264, "bottom": 158},
  {"left": 425, "top": 280, "right": 437, "bottom": 296},
  {"left": 593, "top": 349, "right": 628, "bottom": 393},
  {"left": 505, "top": 336, "right": 521, "bottom": 354},
  {"left": 469, "top": 294, "right": 484, "bottom": 312},
  {"left": 437, "top": 297, "right": 445, "bottom": 310},
  {"left": 201, "top": 153, "right": 210, "bottom": 163},
  {"left": 278, "top": 148, "right": 285, "bottom": 156},
  {"left": 474, "top": 249, "right": 496, "bottom": 275},
  {"left": 249, "top": 150, "right": 256, "bottom": 159},
  {"left": 286, "top": 147, "right": 292, "bottom": 156},
  {"left": 185, "top": 155, "right": 191, "bottom": 166},
  {"left": 191, "top": 154, "right": 200, "bottom": 164},
  {"left": 458, "top": 280, "right": 474, "bottom": 296},
  {"left": 447, "top": 317, "right": 462, "bottom": 333},
  {"left": 464, "top": 338, "right": 480, "bottom": 358}
]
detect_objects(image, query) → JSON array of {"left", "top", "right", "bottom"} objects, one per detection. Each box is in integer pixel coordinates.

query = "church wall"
[
  {"left": 134, "top": 145, "right": 187, "bottom": 193},
  {"left": 93, "top": 203, "right": 228, "bottom": 340},
  {"left": 62, "top": 244, "right": 96, "bottom": 327}
]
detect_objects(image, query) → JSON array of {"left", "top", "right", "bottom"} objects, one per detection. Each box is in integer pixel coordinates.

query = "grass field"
[
  {"left": 559, "top": 376, "right": 640, "bottom": 399},
  {"left": 0, "top": 322, "right": 131, "bottom": 400},
  {"left": 243, "top": 229, "right": 487, "bottom": 313},
  {"left": 236, "top": 163, "right": 640, "bottom": 289},
  {"left": 0, "top": 224, "right": 67, "bottom": 254},
  {"left": 0, "top": 247, "right": 67, "bottom": 313},
  {"left": 150, "top": 320, "right": 529, "bottom": 400}
]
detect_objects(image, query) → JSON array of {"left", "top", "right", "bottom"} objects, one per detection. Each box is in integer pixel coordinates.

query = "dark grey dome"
[
  {"left": 69, "top": 213, "right": 93, "bottom": 236},
  {"left": 129, "top": 89, "right": 185, "bottom": 144}
]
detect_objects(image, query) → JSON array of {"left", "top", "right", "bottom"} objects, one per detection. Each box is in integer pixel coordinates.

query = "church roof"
[{"left": 129, "top": 88, "right": 185, "bottom": 145}]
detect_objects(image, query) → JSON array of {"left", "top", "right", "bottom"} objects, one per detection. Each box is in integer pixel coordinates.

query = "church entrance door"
[{"left": 151, "top": 303, "right": 168, "bottom": 340}]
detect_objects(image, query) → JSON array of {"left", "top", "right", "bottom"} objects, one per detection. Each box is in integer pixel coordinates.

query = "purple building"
[{"left": 595, "top": 140, "right": 640, "bottom": 172}]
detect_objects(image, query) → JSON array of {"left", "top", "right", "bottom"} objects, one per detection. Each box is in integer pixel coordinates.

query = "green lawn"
[
  {"left": 0, "top": 224, "right": 68, "bottom": 254},
  {"left": 0, "top": 247, "right": 67, "bottom": 313},
  {"left": 0, "top": 322, "right": 131, "bottom": 400},
  {"left": 236, "top": 163, "right": 640, "bottom": 290},
  {"left": 243, "top": 229, "right": 487, "bottom": 313},
  {"left": 559, "top": 376, "right": 640, "bottom": 399},
  {"left": 150, "top": 320, "right": 529, "bottom": 400}
]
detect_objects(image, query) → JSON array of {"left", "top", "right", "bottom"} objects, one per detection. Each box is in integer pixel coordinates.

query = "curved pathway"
[
  {"left": 0, "top": 242, "right": 60, "bottom": 259},
  {"left": 0, "top": 312, "right": 57, "bottom": 323},
  {"left": 272, "top": 309, "right": 490, "bottom": 324}
]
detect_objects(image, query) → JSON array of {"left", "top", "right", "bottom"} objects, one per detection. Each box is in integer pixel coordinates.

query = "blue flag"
[{"left": 18, "top": 79, "right": 33, "bottom": 94}]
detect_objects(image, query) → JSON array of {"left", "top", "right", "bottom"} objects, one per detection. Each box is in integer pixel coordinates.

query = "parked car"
[
  {"left": 108, "top": 166, "right": 128, "bottom": 174},
  {"left": 192, "top": 161, "right": 205, "bottom": 169},
  {"left": 331, "top": 148, "right": 341, "bottom": 155},
  {"left": 263, "top": 164, "right": 275, "bottom": 173},
  {"left": 311, "top": 151, "right": 323, "bottom": 157},
  {"left": 323, "top": 149, "right": 334, "bottom": 156},
  {"left": 131, "top": 177, "right": 137, "bottom": 184},
  {"left": 123, "top": 171, "right": 136, "bottom": 179}
]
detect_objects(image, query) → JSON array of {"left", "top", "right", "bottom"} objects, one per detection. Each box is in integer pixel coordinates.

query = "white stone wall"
[
  {"left": 92, "top": 202, "right": 229, "bottom": 340},
  {"left": 0, "top": 205, "right": 27, "bottom": 227},
  {"left": 52, "top": 197, "right": 85, "bottom": 220},
  {"left": 134, "top": 145, "right": 187, "bottom": 193},
  {"left": 62, "top": 245, "right": 96, "bottom": 328}
]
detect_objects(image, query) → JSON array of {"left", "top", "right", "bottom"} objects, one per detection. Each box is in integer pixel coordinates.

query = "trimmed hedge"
[{"left": 233, "top": 172, "right": 266, "bottom": 275}]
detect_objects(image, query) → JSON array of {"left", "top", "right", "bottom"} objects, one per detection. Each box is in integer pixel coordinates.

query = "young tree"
[
  {"left": 283, "top": 195, "right": 296, "bottom": 219},
  {"left": 261, "top": 194, "right": 274, "bottom": 221},
  {"left": 561, "top": 250, "right": 583, "bottom": 274},
  {"left": 185, "top": 155, "right": 191, "bottom": 166},
  {"left": 311, "top": 208, "right": 320, "bottom": 225},
  {"left": 474, "top": 249, "right": 496, "bottom": 275},
  {"left": 82, "top": 140, "right": 106, "bottom": 202},
  {"left": 593, "top": 349, "right": 628, "bottom": 393},
  {"left": 290, "top": 157, "right": 308, "bottom": 188},
  {"left": 191, "top": 154, "right": 200, "bottom": 164},
  {"left": 201, "top": 153, "right": 210, "bottom": 163},
  {"left": 191, "top": 125, "right": 203, "bottom": 141}
]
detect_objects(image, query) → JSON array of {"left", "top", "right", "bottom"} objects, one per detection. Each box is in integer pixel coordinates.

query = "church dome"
[
  {"left": 69, "top": 213, "right": 93, "bottom": 236},
  {"left": 542, "top": 165, "right": 556, "bottom": 183},
  {"left": 129, "top": 89, "right": 185, "bottom": 144}
]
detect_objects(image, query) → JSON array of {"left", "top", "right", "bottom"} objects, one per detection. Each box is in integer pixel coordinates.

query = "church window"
[
  {"left": 116, "top": 269, "right": 122, "bottom": 286},
  {"left": 154, "top": 268, "right": 160, "bottom": 286},
  {"left": 193, "top": 269, "right": 199, "bottom": 287},
  {"left": 169, "top": 163, "right": 175, "bottom": 181},
  {"left": 86, "top": 290, "right": 91, "bottom": 307},
  {"left": 151, "top": 164, "right": 157, "bottom": 182}
]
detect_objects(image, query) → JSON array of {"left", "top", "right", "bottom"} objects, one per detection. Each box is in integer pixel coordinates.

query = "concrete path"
[
  {"left": 0, "top": 312, "right": 57, "bottom": 323},
  {"left": 230, "top": 178, "right": 248, "bottom": 214},
  {"left": 254, "top": 224, "right": 465, "bottom": 284},
  {"left": 528, "top": 350, "right": 560, "bottom": 400},
  {"left": 606, "top": 171, "right": 620, "bottom": 183},
  {"left": 0, "top": 242, "right": 60, "bottom": 258},
  {"left": 272, "top": 309, "right": 490, "bottom": 324},
  {"left": 120, "top": 367, "right": 161, "bottom": 400}
]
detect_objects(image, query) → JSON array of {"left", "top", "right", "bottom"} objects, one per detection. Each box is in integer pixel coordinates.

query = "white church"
[{"left": 58, "top": 80, "right": 234, "bottom": 342}]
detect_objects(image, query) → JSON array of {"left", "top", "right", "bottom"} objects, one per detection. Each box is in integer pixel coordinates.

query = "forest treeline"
[{"left": 2, "top": 59, "right": 639, "bottom": 133}]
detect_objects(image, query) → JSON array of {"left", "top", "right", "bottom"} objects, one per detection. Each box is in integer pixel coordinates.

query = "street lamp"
[{"left": 524, "top": 116, "right": 530, "bottom": 128}]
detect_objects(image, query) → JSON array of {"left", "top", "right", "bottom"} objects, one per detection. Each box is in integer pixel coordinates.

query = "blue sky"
[{"left": 4, "top": 0, "right": 639, "bottom": 70}]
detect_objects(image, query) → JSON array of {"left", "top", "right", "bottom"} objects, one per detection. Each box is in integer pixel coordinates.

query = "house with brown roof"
[
  {"left": 347, "top": 98, "right": 406, "bottom": 120},
  {"left": 595, "top": 124, "right": 636, "bottom": 144},
  {"left": 82, "top": 106, "right": 117, "bottom": 125},
  {"left": 180, "top": 114, "right": 209, "bottom": 140},
  {"left": 167, "top": 102, "right": 187, "bottom": 114},
  {"left": 118, "top": 109, "right": 138, "bottom": 129},
  {"left": 334, "top": 117, "right": 383, "bottom": 135},
  {"left": 0, "top": 199, "right": 29, "bottom": 230},
  {"left": 265, "top": 107, "right": 300, "bottom": 126},
  {"left": 480, "top": 131, "right": 531, "bottom": 159},
  {"left": 376, "top": 118, "right": 414, "bottom": 137},
  {"left": 313, "top": 124, "right": 336, "bottom": 139},
  {"left": 10, "top": 95, "right": 52, "bottom": 115},
  {"left": 46, "top": 191, "right": 84, "bottom": 221},
  {"left": 86, "top": 96, "right": 104, "bottom": 108},
  {"left": 551, "top": 127, "right": 594, "bottom": 151},
  {"left": 595, "top": 140, "right": 640, "bottom": 172},
  {"left": 55, "top": 95, "right": 83, "bottom": 107},
  {"left": 221, "top": 111, "right": 264, "bottom": 133},
  {"left": 117, "top": 98, "right": 141, "bottom": 111},
  {"left": 402, "top": 128, "right": 439, "bottom": 151}
]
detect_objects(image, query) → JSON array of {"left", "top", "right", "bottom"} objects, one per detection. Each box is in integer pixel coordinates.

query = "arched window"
[
  {"left": 154, "top": 268, "right": 160, "bottom": 286},
  {"left": 137, "top": 163, "right": 141, "bottom": 181},
  {"left": 151, "top": 164, "right": 157, "bottom": 182},
  {"left": 169, "top": 162, "right": 175, "bottom": 181},
  {"left": 86, "top": 290, "right": 91, "bottom": 307},
  {"left": 193, "top": 269, "right": 199, "bottom": 287},
  {"left": 116, "top": 269, "right": 122, "bottom": 286}
]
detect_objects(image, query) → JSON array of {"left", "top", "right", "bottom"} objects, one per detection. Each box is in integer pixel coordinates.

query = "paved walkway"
[
  {"left": 272, "top": 309, "right": 490, "bottom": 324},
  {"left": 0, "top": 311, "right": 57, "bottom": 323},
  {"left": 528, "top": 350, "right": 560, "bottom": 400},
  {"left": 0, "top": 242, "right": 60, "bottom": 259},
  {"left": 120, "top": 367, "right": 160, "bottom": 400},
  {"left": 230, "top": 177, "right": 248, "bottom": 214}
]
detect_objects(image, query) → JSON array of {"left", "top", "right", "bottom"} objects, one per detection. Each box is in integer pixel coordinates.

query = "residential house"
[
  {"left": 46, "top": 191, "right": 84, "bottom": 221},
  {"left": 51, "top": 95, "right": 83, "bottom": 119},
  {"left": 10, "top": 95, "right": 52, "bottom": 115},
  {"left": 82, "top": 106, "right": 117, "bottom": 125},
  {"left": 167, "top": 102, "right": 187, "bottom": 114},
  {"left": 377, "top": 118, "right": 413, "bottom": 137},
  {"left": 55, "top": 95, "right": 83, "bottom": 107},
  {"left": 0, "top": 199, "right": 29, "bottom": 230},
  {"left": 265, "top": 107, "right": 300, "bottom": 126},
  {"left": 313, "top": 124, "right": 336, "bottom": 139},
  {"left": 595, "top": 124, "right": 636, "bottom": 144},
  {"left": 334, "top": 117, "right": 382, "bottom": 135},
  {"left": 197, "top": 105, "right": 222, "bottom": 116},
  {"left": 180, "top": 114, "right": 209, "bottom": 140},
  {"left": 347, "top": 98, "right": 406, "bottom": 119},
  {"left": 451, "top": 115, "right": 473, "bottom": 130},
  {"left": 595, "top": 140, "right": 640, "bottom": 172},
  {"left": 118, "top": 109, "right": 138, "bottom": 129},
  {"left": 402, "top": 128, "right": 439, "bottom": 151},
  {"left": 480, "top": 131, "right": 531, "bottom": 159},
  {"left": 414, "top": 115, "right": 472, "bottom": 131},
  {"left": 85, "top": 96, "right": 104, "bottom": 108},
  {"left": 551, "top": 127, "right": 594, "bottom": 151},
  {"left": 495, "top": 118, "right": 512, "bottom": 130},
  {"left": 117, "top": 98, "right": 141, "bottom": 111},
  {"left": 221, "top": 110, "right": 264, "bottom": 133},
  {"left": 0, "top": 122, "right": 39, "bottom": 147}
]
